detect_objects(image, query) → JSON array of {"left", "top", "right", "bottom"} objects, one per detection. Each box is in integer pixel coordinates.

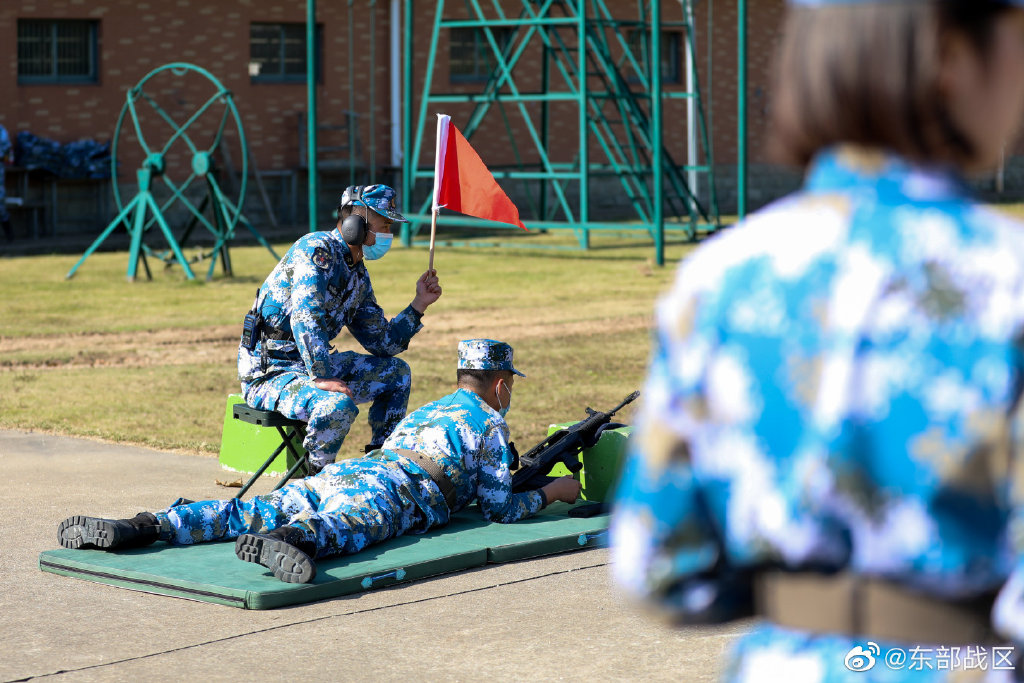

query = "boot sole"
[
  {"left": 58, "top": 515, "right": 123, "bottom": 550},
  {"left": 235, "top": 534, "right": 317, "bottom": 584}
]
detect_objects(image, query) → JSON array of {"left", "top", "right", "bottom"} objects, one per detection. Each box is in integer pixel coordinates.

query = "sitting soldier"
[
  {"left": 238, "top": 184, "right": 442, "bottom": 474},
  {"left": 57, "top": 339, "right": 581, "bottom": 584}
]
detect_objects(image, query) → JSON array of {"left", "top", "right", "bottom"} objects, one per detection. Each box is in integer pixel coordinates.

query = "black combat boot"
[
  {"left": 364, "top": 443, "right": 383, "bottom": 454},
  {"left": 58, "top": 512, "right": 160, "bottom": 550},
  {"left": 234, "top": 525, "right": 317, "bottom": 583}
]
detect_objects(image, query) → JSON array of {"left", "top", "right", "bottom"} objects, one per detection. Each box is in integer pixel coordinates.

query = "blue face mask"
[
  {"left": 363, "top": 231, "right": 393, "bottom": 260},
  {"left": 496, "top": 381, "right": 512, "bottom": 418}
]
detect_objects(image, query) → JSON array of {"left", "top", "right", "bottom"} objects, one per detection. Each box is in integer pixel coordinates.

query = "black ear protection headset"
[{"left": 340, "top": 185, "right": 369, "bottom": 245}]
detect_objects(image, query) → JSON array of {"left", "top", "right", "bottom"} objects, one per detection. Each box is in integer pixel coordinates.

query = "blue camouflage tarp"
[{"left": 14, "top": 131, "right": 113, "bottom": 179}]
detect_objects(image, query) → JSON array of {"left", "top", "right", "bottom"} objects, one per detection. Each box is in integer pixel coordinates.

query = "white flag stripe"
[{"left": 432, "top": 113, "right": 451, "bottom": 213}]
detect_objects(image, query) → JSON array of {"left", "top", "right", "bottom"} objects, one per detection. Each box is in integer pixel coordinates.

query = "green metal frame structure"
[
  {"left": 67, "top": 63, "right": 278, "bottom": 281},
  {"left": 396, "top": 0, "right": 724, "bottom": 265}
]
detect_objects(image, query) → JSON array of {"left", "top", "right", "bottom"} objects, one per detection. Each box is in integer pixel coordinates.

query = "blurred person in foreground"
[{"left": 611, "top": 1, "right": 1024, "bottom": 680}]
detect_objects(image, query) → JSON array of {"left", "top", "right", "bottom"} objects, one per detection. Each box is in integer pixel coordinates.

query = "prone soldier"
[{"left": 58, "top": 340, "right": 580, "bottom": 583}]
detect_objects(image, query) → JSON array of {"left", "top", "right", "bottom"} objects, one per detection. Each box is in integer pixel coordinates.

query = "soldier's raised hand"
[{"left": 412, "top": 269, "right": 442, "bottom": 313}]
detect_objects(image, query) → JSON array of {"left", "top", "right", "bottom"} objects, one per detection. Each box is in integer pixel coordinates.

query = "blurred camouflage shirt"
[{"left": 611, "top": 146, "right": 1024, "bottom": 645}]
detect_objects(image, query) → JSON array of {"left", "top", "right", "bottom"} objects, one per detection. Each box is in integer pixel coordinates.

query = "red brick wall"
[
  {"left": 695, "top": 0, "right": 787, "bottom": 165},
  {"left": 0, "top": 0, "right": 394, "bottom": 178},
  {"left": 0, "top": 0, "right": 791, "bottom": 215}
]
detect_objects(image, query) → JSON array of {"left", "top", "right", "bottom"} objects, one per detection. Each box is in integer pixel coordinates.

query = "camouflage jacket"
[
  {"left": 238, "top": 228, "right": 422, "bottom": 385},
  {"left": 610, "top": 146, "right": 1024, "bottom": 644},
  {"left": 383, "top": 388, "right": 545, "bottom": 524}
]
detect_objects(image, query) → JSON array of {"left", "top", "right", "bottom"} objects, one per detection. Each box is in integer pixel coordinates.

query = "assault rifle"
[{"left": 510, "top": 390, "right": 640, "bottom": 494}]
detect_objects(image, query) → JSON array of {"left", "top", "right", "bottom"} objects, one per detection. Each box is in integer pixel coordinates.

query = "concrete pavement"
[{"left": 0, "top": 429, "right": 747, "bottom": 682}]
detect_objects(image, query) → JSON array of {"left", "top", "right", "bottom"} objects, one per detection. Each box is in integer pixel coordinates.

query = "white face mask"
[
  {"left": 363, "top": 231, "right": 393, "bottom": 260},
  {"left": 496, "top": 381, "right": 512, "bottom": 418}
]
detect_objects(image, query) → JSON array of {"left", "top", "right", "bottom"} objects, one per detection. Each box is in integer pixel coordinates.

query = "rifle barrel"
[{"left": 607, "top": 390, "right": 640, "bottom": 417}]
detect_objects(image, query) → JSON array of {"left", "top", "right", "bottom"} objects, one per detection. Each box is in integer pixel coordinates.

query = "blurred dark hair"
[{"left": 770, "top": 1, "right": 1014, "bottom": 168}]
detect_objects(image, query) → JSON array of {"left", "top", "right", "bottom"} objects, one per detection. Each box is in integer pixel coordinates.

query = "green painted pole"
[
  {"left": 577, "top": 0, "right": 589, "bottom": 248},
  {"left": 652, "top": 0, "right": 664, "bottom": 266},
  {"left": 737, "top": 0, "right": 747, "bottom": 220},
  {"left": 307, "top": 0, "right": 318, "bottom": 232}
]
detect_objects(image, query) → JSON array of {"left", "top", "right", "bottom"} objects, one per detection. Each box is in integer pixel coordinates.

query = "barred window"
[
  {"left": 626, "top": 30, "right": 683, "bottom": 85},
  {"left": 249, "top": 22, "right": 322, "bottom": 83},
  {"left": 449, "top": 27, "right": 513, "bottom": 83},
  {"left": 17, "top": 19, "right": 99, "bottom": 84}
]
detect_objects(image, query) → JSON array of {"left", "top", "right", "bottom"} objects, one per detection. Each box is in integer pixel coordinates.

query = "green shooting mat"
[{"left": 38, "top": 502, "right": 608, "bottom": 610}]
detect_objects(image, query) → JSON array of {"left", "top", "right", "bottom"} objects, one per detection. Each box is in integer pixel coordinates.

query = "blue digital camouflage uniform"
[
  {"left": 153, "top": 387, "right": 544, "bottom": 557},
  {"left": 0, "top": 124, "right": 11, "bottom": 225},
  {"left": 384, "top": 387, "right": 543, "bottom": 523},
  {"left": 238, "top": 227, "right": 422, "bottom": 469},
  {"left": 610, "top": 146, "right": 1024, "bottom": 682}
]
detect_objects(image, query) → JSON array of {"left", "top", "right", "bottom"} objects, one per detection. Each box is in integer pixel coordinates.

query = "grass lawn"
[{"left": 0, "top": 229, "right": 698, "bottom": 458}]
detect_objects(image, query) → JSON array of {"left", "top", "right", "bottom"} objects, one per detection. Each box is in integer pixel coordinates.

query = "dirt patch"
[
  {"left": 0, "top": 326, "right": 240, "bottom": 371},
  {"left": 0, "top": 313, "right": 651, "bottom": 371}
]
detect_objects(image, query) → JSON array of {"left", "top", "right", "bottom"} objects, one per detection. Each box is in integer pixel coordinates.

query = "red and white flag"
[{"left": 432, "top": 114, "right": 526, "bottom": 230}]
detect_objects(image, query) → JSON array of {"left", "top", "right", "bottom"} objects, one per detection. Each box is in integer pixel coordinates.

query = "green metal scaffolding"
[{"left": 396, "top": 0, "right": 725, "bottom": 265}]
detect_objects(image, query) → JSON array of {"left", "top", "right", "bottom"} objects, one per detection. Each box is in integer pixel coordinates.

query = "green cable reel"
[{"left": 67, "top": 62, "right": 278, "bottom": 281}]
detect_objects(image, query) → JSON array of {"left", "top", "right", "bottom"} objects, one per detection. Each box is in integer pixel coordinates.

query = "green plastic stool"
[{"left": 219, "top": 395, "right": 309, "bottom": 498}]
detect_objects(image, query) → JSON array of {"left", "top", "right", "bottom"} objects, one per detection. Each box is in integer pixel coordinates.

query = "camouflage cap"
[
  {"left": 340, "top": 184, "right": 409, "bottom": 223},
  {"left": 457, "top": 339, "right": 525, "bottom": 377}
]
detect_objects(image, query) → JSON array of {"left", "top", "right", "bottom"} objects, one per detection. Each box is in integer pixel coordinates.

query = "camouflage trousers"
[
  {"left": 244, "top": 351, "right": 411, "bottom": 468},
  {"left": 155, "top": 457, "right": 440, "bottom": 558},
  {"left": 721, "top": 623, "right": 1015, "bottom": 683}
]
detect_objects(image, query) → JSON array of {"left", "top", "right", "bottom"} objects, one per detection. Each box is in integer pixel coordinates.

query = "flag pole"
[{"left": 428, "top": 209, "right": 438, "bottom": 271}]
